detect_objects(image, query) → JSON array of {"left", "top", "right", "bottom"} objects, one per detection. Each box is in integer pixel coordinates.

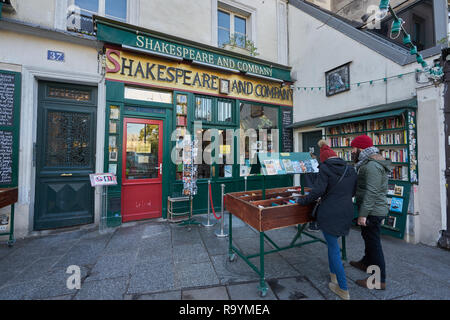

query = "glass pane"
[
  {"left": 197, "top": 129, "right": 211, "bottom": 179},
  {"left": 105, "top": 0, "right": 127, "bottom": 21},
  {"left": 195, "top": 97, "right": 212, "bottom": 122},
  {"left": 125, "top": 123, "right": 159, "bottom": 180},
  {"left": 125, "top": 87, "right": 172, "bottom": 103},
  {"left": 234, "top": 16, "right": 246, "bottom": 35},
  {"left": 75, "top": 0, "right": 99, "bottom": 15},
  {"left": 46, "top": 111, "right": 91, "bottom": 168},
  {"left": 218, "top": 28, "right": 230, "bottom": 47},
  {"left": 218, "top": 101, "right": 232, "bottom": 122},
  {"left": 48, "top": 87, "right": 91, "bottom": 101},
  {"left": 218, "top": 10, "right": 230, "bottom": 29},
  {"left": 218, "top": 130, "right": 233, "bottom": 178}
]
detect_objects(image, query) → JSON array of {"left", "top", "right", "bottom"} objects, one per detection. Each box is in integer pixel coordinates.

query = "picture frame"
[
  {"left": 326, "top": 63, "right": 350, "bottom": 97},
  {"left": 110, "top": 105, "right": 120, "bottom": 120},
  {"left": 109, "top": 136, "right": 116, "bottom": 149},
  {"left": 109, "top": 149, "right": 118, "bottom": 162},
  {"left": 109, "top": 121, "right": 117, "bottom": 134},
  {"left": 219, "top": 79, "right": 230, "bottom": 94}
]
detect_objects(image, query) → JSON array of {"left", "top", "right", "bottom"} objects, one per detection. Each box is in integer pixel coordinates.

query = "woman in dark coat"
[{"left": 297, "top": 140, "right": 357, "bottom": 300}]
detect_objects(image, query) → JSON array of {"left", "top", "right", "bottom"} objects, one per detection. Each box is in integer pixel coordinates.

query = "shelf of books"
[
  {"left": 175, "top": 94, "right": 188, "bottom": 181},
  {"left": 324, "top": 109, "right": 417, "bottom": 239}
]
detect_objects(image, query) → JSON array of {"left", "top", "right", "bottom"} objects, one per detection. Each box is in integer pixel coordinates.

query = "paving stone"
[
  {"left": 171, "top": 227, "right": 203, "bottom": 246},
  {"left": 227, "top": 281, "right": 277, "bottom": 300},
  {"left": 138, "top": 290, "right": 181, "bottom": 300},
  {"left": 53, "top": 239, "right": 109, "bottom": 269},
  {"left": 267, "top": 276, "right": 324, "bottom": 300},
  {"left": 200, "top": 231, "right": 232, "bottom": 256},
  {"left": 5, "top": 256, "right": 62, "bottom": 285},
  {"left": 137, "top": 245, "right": 173, "bottom": 264},
  {"left": 175, "top": 261, "right": 220, "bottom": 289},
  {"left": 0, "top": 279, "right": 41, "bottom": 300},
  {"left": 75, "top": 277, "right": 128, "bottom": 300},
  {"left": 173, "top": 243, "right": 210, "bottom": 264},
  {"left": 182, "top": 286, "right": 229, "bottom": 300},
  {"left": 102, "top": 233, "right": 141, "bottom": 256},
  {"left": 128, "top": 261, "right": 177, "bottom": 294},
  {"left": 86, "top": 252, "right": 137, "bottom": 281},
  {"left": 210, "top": 254, "right": 260, "bottom": 285},
  {"left": 141, "top": 223, "right": 171, "bottom": 240},
  {"left": 42, "top": 294, "right": 74, "bottom": 300}
]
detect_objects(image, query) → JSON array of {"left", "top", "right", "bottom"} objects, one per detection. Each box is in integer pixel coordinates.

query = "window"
[
  {"left": 218, "top": 9, "right": 248, "bottom": 48},
  {"left": 124, "top": 87, "right": 172, "bottom": 103},
  {"left": 69, "top": 0, "right": 127, "bottom": 34},
  {"left": 218, "top": 100, "right": 233, "bottom": 122},
  {"left": 195, "top": 97, "right": 213, "bottom": 122}
]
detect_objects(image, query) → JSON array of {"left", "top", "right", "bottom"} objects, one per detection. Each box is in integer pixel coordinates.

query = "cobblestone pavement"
[{"left": 0, "top": 213, "right": 449, "bottom": 300}]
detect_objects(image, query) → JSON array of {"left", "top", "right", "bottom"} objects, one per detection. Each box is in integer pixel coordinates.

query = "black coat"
[{"left": 297, "top": 158, "right": 357, "bottom": 237}]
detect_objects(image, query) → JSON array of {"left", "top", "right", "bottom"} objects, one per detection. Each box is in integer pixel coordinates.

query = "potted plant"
[{"left": 223, "top": 33, "right": 259, "bottom": 57}]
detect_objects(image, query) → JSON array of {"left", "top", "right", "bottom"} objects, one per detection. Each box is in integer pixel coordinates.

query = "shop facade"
[{"left": 95, "top": 17, "right": 295, "bottom": 225}]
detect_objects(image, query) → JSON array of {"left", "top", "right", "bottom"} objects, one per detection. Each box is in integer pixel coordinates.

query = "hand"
[{"left": 357, "top": 217, "right": 367, "bottom": 226}]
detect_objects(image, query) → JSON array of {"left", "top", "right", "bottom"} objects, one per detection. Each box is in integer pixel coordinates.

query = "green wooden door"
[{"left": 34, "top": 82, "right": 97, "bottom": 230}]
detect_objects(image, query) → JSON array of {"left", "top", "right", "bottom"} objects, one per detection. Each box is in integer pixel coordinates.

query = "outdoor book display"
[
  {"left": 0, "top": 70, "right": 21, "bottom": 246},
  {"left": 319, "top": 108, "right": 417, "bottom": 239},
  {"left": 224, "top": 152, "right": 347, "bottom": 297}
]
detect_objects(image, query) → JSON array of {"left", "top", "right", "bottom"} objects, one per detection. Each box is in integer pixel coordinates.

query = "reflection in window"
[
  {"left": 105, "top": 0, "right": 127, "bottom": 21},
  {"left": 218, "top": 100, "right": 232, "bottom": 122},
  {"left": 75, "top": 0, "right": 99, "bottom": 17},
  {"left": 125, "top": 87, "right": 172, "bottom": 103},
  {"left": 218, "top": 10, "right": 231, "bottom": 48},
  {"left": 195, "top": 129, "right": 212, "bottom": 179},
  {"left": 240, "top": 104, "right": 279, "bottom": 172},
  {"left": 125, "top": 123, "right": 159, "bottom": 180},
  {"left": 195, "top": 97, "right": 212, "bottom": 122},
  {"left": 218, "top": 130, "right": 233, "bottom": 178}
]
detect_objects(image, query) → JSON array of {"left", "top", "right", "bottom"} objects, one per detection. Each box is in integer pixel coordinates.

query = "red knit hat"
[
  {"left": 350, "top": 135, "right": 373, "bottom": 149},
  {"left": 318, "top": 140, "right": 337, "bottom": 162}
]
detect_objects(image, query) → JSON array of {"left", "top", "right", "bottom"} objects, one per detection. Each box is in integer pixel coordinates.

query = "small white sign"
[{"left": 89, "top": 173, "right": 117, "bottom": 187}]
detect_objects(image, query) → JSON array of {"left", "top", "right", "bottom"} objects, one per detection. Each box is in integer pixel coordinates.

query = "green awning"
[
  {"left": 0, "top": 3, "right": 3, "bottom": 19},
  {"left": 317, "top": 108, "right": 408, "bottom": 128}
]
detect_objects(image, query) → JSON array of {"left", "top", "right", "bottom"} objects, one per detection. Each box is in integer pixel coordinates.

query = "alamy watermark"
[{"left": 66, "top": 265, "right": 81, "bottom": 290}]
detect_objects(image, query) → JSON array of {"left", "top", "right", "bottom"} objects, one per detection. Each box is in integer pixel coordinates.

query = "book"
[
  {"left": 384, "top": 216, "right": 397, "bottom": 228},
  {"left": 390, "top": 197, "right": 403, "bottom": 213},
  {"left": 304, "top": 160, "right": 313, "bottom": 173},
  {"left": 272, "top": 159, "right": 285, "bottom": 174},
  {"left": 282, "top": 159, "right": 295, "bottom": 174},
  {"left": 387, "top": 184, "right": 395, "bottom": 196},
  {"left": 263, "top": 160, "right": 277, "bottom": 175},
  {"left": 393, "top": 185, "right": 404, "bottom": 197},
  {"left": 292, "top": 161, "right": 302, "bottom": 173}
]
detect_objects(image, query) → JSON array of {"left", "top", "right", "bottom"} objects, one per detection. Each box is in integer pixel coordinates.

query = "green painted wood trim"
[{"left": 318, "top": 108, "right": 408, "bottom": 128}]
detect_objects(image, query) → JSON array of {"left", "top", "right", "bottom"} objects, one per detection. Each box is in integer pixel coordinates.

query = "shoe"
[
  {"left": 355, "top": 277, "right": 386, "bottom": 290},
  {"left": 307, "top": 223, "right": 320, "bottom": 232},
  {"left": 349, "top": 260, "right": 368, "bottom": 272},
  {"left": 330, "top": 273, "right": 338, "bottom": 285},
  {"left": 328, "top": 282, "right": 350, "bottom": 300}
]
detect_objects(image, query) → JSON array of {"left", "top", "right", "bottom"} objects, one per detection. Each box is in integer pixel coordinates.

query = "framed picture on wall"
[{"left": 326, "top": 63, "right": 350, "bottom": 97}]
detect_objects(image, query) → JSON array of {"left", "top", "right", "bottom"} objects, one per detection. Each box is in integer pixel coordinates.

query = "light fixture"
[
  {"left": 390, "top": 18, "right": 403, "bottom": 39},
  {"left": 122, "top": 44, "right": 184, "bottom": 61},
  {"left": 376, "top": 0, "right": 390, "bottom": 20}
]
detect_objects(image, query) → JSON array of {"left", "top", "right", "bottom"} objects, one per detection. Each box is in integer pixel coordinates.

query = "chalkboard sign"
[
  {"left": 281, "top": 108, "right": 293, "bottom": 152},
  {"left": 0, "top": 72, "right": 15, "bottom": 126},
  {"left": 0, "top": 70, "right": 21, "bottom": 188},
  {"left": 0, "top": 131, "right": 13, "bottom": 184}
]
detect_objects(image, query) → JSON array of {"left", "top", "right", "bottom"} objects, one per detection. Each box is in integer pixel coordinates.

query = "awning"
[{"left": 317, "top": 108, "right": 408, "bottom": 127}]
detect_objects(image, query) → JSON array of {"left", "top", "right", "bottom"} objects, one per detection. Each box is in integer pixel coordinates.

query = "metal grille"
[{"left": 46, "top": 111, "right": 91, "bottom": 168}]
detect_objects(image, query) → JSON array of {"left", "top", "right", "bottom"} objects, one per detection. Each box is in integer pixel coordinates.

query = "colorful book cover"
[
  {"left": 272, "top": 159, "right": 285, "bottom": 174},
  {"left": 384, "top": 216, "right": 397, "bottom": 228},
  {"left": 310, "top": 159, "right": 319, "bottom": 173},
  {"left": 299, "top": 161, "right": 307, "bottom": 173},
  {"left": 394, "top": 185, "right": 404, "bottom": 197},
  {"left": 292, "top": 161, "right": 302, "bottom": 173},
  {"left": 282, "top": 159, "right": 295, "bottom": 174},
  {"left": 390, "top": 197, "right": 403, "bottom": 213},
  {"left": 263, "top": 160, "right": 277, "bottom": 175},
  {"left": 304, "top": 160, "right": 313, "bottom": 173}
]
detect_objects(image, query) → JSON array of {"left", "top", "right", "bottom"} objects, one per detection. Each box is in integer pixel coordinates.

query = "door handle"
[
  {"left": 154, "top": 163, "right": 162, "bottom": 175},
  {"left": 60, "top": 173, "right": 73, "bottom": 177}
]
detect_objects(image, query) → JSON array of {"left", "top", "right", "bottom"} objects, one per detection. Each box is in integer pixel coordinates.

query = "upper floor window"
[
  {"left": 68, "top": 0, "right": 127, "bottom": 35},
  {"left": 218, "top": 9, "right": 248, "bottom": 48}
]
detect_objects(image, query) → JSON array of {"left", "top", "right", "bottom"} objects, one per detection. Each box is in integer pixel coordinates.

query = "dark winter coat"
[
  {"left": 297, "top": 157, "right": 357, "bottom": 237},
  {"left": 355, "top": 154, "right": 391, "bottom": 218}
]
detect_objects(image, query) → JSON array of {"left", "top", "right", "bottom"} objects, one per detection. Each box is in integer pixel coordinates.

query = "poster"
[
  {"left": 390, "top": 197, "right": 403, "bottom": 213},
  {"left": 263, "top": 160, "right": 277, "bottom": 175},
  {"left": 282, "top": 159, "right": 295, "bottom": 174},
  {"left": 0, "top": 211, "right": 10, "bottom": 232},
  {"left": 292, "top": 161, "right": 302, "bottom": 173}
]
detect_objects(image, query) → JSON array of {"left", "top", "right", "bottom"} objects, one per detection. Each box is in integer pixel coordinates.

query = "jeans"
[
  {"left": 361, "top": 216, "right": 386, "bottom": 283},
  {"left": 322, "top": 231, "right": 348, "bottom": 290}
]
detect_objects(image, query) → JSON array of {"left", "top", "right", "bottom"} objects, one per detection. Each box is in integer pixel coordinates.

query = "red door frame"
[{"left": 121, "top": 117, "right": 163, "bottom": 222}]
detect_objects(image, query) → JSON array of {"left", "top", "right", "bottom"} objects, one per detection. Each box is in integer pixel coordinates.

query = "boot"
[
  {"left": 349, "top": 259, "right": 368, "bottom": 272},
  {"left": 328, "top": 282, "right": 350, "bottom": 300},
  {"left": 330, "top": 273, "right": 338, "bottom": 285},
  {"left": 355, "top": 277, "right": 386, "bottom": 290}
]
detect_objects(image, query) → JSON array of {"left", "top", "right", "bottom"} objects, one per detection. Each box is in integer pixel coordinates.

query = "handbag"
[{"left": 310, "top": 165, "right": 349, "bottom": 220}]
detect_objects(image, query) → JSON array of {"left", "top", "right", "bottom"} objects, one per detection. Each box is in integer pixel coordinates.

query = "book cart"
[
  {"left": 224, "top": 152, "right": 348, "bottom": 297},
  {"left": 319, "top": 108, "right": 417, "bottom": 239}
]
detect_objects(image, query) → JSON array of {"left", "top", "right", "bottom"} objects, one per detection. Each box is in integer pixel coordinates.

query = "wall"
[
  {"left": 288, "top": 4, "right": 446, "bottom": 245},
  {"left": 0, "top": 30, "right": 103, "bottom": 238},
  {"left": 2, "top": 0, "right": 55, "bottom": 28}
]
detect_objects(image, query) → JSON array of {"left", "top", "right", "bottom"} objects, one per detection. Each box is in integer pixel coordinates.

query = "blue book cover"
[{"left": 390, "top": 197, "right": 403, "bottom": 213}]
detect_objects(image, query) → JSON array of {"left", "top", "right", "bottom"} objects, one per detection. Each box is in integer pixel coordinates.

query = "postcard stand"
[
  {"left": 224, "top": 152, "right": 347, "bottom": 297},
  {"left": 178, "top": 138, "right": 200, "bottom": 228}
]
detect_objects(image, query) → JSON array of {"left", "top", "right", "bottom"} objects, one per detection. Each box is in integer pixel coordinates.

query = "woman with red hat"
[{"left": 297, "top": 139, "right": 357, "bottom": 300}]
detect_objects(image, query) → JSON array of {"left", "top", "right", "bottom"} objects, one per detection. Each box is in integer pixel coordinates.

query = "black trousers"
[{"left": 360, "top": 215, "right": 386, "bottom": 283}]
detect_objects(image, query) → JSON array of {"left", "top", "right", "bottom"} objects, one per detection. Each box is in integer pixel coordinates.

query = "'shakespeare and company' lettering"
[{"left": 105, "top": 48, "right": 293, "bottom": 106}]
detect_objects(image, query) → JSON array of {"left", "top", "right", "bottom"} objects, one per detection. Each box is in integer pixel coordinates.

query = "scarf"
[{"left": 355, "top": 146, "right": 379, "bottom": 169}]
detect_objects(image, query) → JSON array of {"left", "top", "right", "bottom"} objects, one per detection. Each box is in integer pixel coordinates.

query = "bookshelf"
[
  {"left": 175, "top": 94, "right": 188, "bottom": 181},
  {"left": 322, "top": 108, "right": 418, "bottom": 239}
]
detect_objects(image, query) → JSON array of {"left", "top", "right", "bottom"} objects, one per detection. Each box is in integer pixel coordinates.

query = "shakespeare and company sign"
[{"left": 105, "top": 48, "right": 294, "bottom": 107}]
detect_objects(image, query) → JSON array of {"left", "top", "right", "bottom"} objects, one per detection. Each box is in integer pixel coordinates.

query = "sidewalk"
[{"left": 0, "top": 213, "right": 449, "bottom": 300}]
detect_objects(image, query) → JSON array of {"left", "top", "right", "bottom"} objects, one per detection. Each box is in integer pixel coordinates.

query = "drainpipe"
[{"left": 438, "top": 48, "right": 450, "bottom": 250}]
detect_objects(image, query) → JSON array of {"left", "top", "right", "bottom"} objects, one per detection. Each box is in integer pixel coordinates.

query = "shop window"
[
  {"left": 195, "top": 97, "right": 213, "bottom": 122},
  {"left": 196, "top": 129, "right": 212, "bottom": 179},
  {"left": 218, "top": 100, "right": 233, "bottom": 122},
  {"left": 124, "top": 87, "right": 172, "bottom": 104},
  {"left": 218, "top": 8, "right": 249, "bottom": 48},
  {"left": 217, "top": 130, "right": 233, "bottom": 178},
  {"left": 240, "top": 103, "right": 279, "bottom": 174}
]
